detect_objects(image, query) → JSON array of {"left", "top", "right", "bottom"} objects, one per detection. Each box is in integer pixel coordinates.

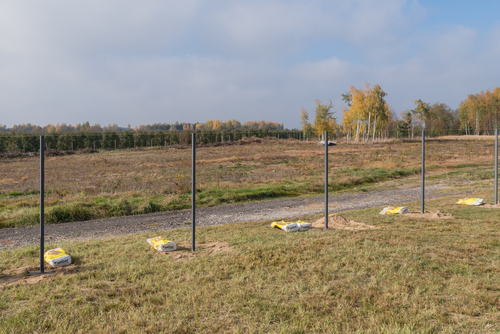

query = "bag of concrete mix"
[
  {"left": 44, "top": 248, "right": 72, "bottom": 268},
  {"left": 380, "top": 206, "right": 410, "bottom": 215},
  {"left": 147, "top": 237, "right": 177, "bottom": 252},
  {"left": 456, "top": 198, "right": 483, "bottom": 206},
  {"left": 296, "top": 221, "right": 312, "bottom": 232},
  {"left": 271, "top": 221, "right": 299, "bottom": 232}
]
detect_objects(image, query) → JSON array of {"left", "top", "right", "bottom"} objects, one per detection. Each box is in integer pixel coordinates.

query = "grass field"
[
  {"left": 1, "top": 194, "right": 499, "bottom": 333},
  {"left": 0, "top": 136, "right": 497, "bottom": 228},
  {"left": 1, "top": 136, "right": 499, "bottom": 332}
]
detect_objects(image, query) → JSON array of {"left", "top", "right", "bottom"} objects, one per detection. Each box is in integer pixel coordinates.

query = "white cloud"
[
  {"left": 0, "top": 1, "right": 200, "bottom": 57},
  {"left": 0, "top": 1, "right": 499, "bottom": 129},
  {"left": 201, "top": 0, "right": 425, "bottom": 60}
]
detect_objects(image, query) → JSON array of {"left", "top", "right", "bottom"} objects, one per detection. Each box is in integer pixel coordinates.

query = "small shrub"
[
  {"left": 46, "top": 205, "right": 93, "bottom": 224},
  {"left": 14, "top": 212, "right": 40, "bottom": 227},
  {"left": 142, "top": 201, "right": 162, "bottom": 214},
  {"left": 115, "top": 199, "right": 133, "bottom": 216}
]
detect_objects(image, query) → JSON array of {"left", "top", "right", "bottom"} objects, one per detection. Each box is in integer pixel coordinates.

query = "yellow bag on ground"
[
  {"left": 147, "top": 237, "right": 177, "bottom": 252},
  {"left": 456, "top": 198, "right": 483, "bottom": 206},
  {"left": 296, "top": 221, "right": 312, "bottom": 232},
  {"left": 44, "top": 248, "right": 72, "bottom": 268},
  {"left": 379, "top": 206, "right": 409, "bottom": 215},
  {"left": 271, "top": 221, "right": 299, "bottom": 232}
]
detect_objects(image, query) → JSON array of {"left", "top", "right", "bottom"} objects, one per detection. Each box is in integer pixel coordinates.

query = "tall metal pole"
[
  {"left": 40, "top": 136, "right": 45, "bottom": 273},
  {"left": 421, "top": 129, "right": 425, "bottom": 214},
  {"left": 495, "top": 129, "right": 498, "bottom": 205},
  {"left": 325, "top": 131, "right": 328, "bottom": 229},
  {"left": 191, "top": 133, "right": 196, "bottom": 252}
]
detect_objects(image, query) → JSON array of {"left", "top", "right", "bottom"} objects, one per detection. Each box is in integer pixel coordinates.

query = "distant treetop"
[{"left": 0, "top": 119, "right": 285, "bottom": 135}]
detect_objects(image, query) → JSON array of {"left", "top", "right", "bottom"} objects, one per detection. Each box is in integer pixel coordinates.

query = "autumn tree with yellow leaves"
[
  {"left": 413, "top": 99, "right": 431, "bottom": 129},
  {"left": 300, "top": 100, "right": 337, "bottom": 139},
  {"left": 459, "top": 88, "right": 500, "bottom": 135},
  {"left": 300, "top": 107, "right": 314, "bottom": 136},
  {"left": 341, "top": 83, "right": 391, "bottom": 143}
]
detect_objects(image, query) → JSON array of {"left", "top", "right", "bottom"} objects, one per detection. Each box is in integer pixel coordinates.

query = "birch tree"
[
  {"left": 342, "top": 83, "right": 390, "bottom": 143},
  {"left": 300, "top": 107, "right": 314, "bottom": 137},
  {"left": 313, "top": 100, "right": 336, "bottom": 139}
]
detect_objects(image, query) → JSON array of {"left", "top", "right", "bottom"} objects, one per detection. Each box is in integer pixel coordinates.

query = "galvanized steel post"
[
  {"left": 495, "top": 129, "right": 498, "bottom": 204},
  {"left": 192, "top": 133, "right": 196, "bottom": 252},
  {"left": 40, "top": 136, "right": 45, "bottom": 273},
  {"left": 325, "top": 131, "right": 328, "bottom": 229},
  {"left": 421, "top": 129, "right": 425, "bottom": 214}
]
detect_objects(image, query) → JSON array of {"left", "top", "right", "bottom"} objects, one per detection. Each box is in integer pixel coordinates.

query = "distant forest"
[
  {"left": 0, "top": 119, "right": 292, "bottom": 153},
  {"left": 0, "top": 119, "right": 285, "bottom": 135},
  {"left": 301, "top": 85, "right": 500, "bottom": 141}
]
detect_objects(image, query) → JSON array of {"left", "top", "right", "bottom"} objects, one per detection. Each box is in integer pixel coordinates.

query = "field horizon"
[
  {"left": 1, "top": 135, "right": 500, "bottom": 332},
  {"left": 1, "top": 135, "right": 497, "bottom": 229}
]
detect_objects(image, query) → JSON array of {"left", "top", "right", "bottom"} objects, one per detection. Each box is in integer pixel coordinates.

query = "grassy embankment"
[
  {"left": 1, "top": 194, "right": 499, "bottom": 332},
  {"left": 0, "top": 138, "right": 497, "bottom": 227}
]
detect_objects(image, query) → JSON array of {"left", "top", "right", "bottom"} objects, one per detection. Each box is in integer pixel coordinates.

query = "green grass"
[
  {"left": 0, "top": 190, "right": 40, "bottom": 198},
  {"left": 427, "top": 167, "right": 495, "bottom": 184},
  {"left": 449, "top": 163, "right": 482, "bottom": 169},
  {"left": 2, "top": 166, "right": 422, "bottom": 228},
  {"left": 1, "top": 195, "right": 499, "bottom": 333}
]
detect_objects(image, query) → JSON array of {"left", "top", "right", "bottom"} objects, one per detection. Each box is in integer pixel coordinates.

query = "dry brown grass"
[
  {"left": 434, "top": 135, "right": 498, "bottom": 141},
  {"left": 1, "top": 195, "right": 499, "bottom": 332},
  {"left": 1, "top": 138, "right": 495, "bottom": 196},
  {"left": 0, "top": 137, "right": 497, "bottom": 227}
]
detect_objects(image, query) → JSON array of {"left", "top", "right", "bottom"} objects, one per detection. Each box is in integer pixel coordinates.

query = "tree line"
[
  {"left": 300, "top": 83, "right": 500, "bottom": 141},
  {"left": 459, "top": 88, "right": 500, "bottom": 135},
  {"left": 0, "top": 119, "right": 284, "bottom": 135},
  {"left": 0, "top": 130, "right": 303, "bottom": 154}
]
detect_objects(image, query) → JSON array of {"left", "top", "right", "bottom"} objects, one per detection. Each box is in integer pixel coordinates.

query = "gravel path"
[{"left": 0, "top": 185, "right": 468, "bottom": 250}]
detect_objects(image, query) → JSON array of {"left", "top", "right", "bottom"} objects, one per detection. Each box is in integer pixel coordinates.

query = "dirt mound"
[
  {"left": 0, "top": 152, "right": 33, "bottom": 159},
  {"left": 480, "top": 203, "right": 500, "bottom": 208},
  {"left": 312, "top": 214, "right": 377, "bottom": 230},
  {"left": 45, "top": 149, "right": 76, "bottom": 157},
  {"left": 0, "top": 264, "right": 78, "bottom": 287},
  {"left": 404, "top": 210, "right": 453, "bottom": 219},
  {"left": 164, "top": 241, "right": 233, "bottom": 260},
  {"left": 204, "top": 137, "right": 263, "bottom": 148},
  {"left": 80, "top": 148, "right": 98, "bottom": 154}
]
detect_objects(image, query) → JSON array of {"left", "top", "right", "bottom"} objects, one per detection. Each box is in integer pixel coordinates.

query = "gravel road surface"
[{"left": 0, "top": 185, "right": 468, "bottom": 250}]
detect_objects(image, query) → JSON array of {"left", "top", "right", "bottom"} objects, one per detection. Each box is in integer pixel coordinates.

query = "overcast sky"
[{"left": 1, "top": 0, "right": 499, "bottom": 129}]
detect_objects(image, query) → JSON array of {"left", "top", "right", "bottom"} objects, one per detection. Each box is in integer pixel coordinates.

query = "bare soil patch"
[
  {"left": 0, "top": 264, "right": 78, "bottom": 287},
  {"left": 480, "top": 203, "right": 500, "bottom": 208},
  {"left": 163, "top": 241, "right": 233, "bottom": 260},
  {"left": 403, "top": 210, "right": 453, "bottom": 219},
  {"left": 312, "top": 214, "right": 377, "bottom": 230}
]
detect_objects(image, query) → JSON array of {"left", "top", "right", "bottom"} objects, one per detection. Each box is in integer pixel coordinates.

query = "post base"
[{"left": 28, "top": 271, "right": 56, "bottom": 276}]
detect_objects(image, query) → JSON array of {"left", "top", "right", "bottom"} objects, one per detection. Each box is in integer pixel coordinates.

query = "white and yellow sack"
[
  {"left": 44, "top": 248, "right": 71, "bottom": 268},
  {"left": 271, "top": 221, "right": 299, "bottom": 232},
  {"left": 147, "top": 237, "right": 177, "bottom": 252},
  {"left": 457, "top": 198, "right": 483, "bottom": 206},
  {"left": 380, "top": 206, "right": 410, "bottom": 215},
  {"left": 295, "top": 221, "right": 312, "bottom": 232}
]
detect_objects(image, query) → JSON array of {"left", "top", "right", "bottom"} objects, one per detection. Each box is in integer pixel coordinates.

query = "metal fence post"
[
  {"left": 40, "top": 136, "right": 45, "bottom": 273},
  {"left": 421, "top": 129, "right": 425, "bottom": 213},
  {"left": 325, "top": 131, "right": 328, "bottom": 229},
  {"left": 192, "top": 133, "right": 196, "bottom": 252},
  {"left": 495, "top": 129, "right": 498, "bottom": 204}
]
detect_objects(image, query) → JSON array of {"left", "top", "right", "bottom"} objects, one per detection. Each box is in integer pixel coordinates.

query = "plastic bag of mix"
[
  {"left": 379, "top": 206, "right": 410, "bottom": 215},
  {"left": 271, "top": 221, "right": 299, "bottom": 232},
  {"left": 147, "top": 237, "right": 177, "bottom": 252},
  {"left": 456, "top": 198, "right": 484, "bottom": 206},
  {"left": 44, "top": 248, "right": 72, "bottom": 268},
  {"left": 295, "top": 221, "right": 312, "bottom": 231}
]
